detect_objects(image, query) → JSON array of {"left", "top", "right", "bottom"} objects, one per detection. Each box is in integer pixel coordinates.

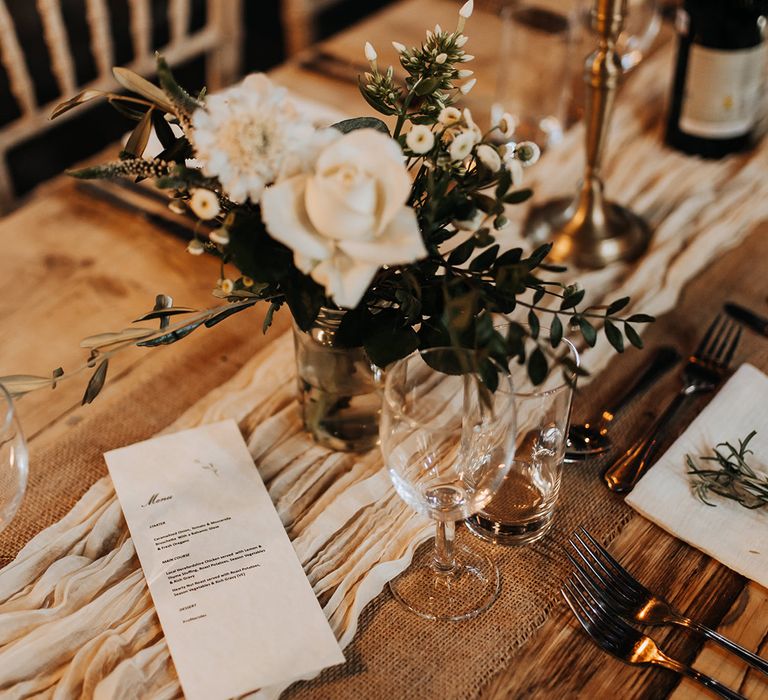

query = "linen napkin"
[{"left": 626, "top": 363, "right": 768, "bottom": 588}]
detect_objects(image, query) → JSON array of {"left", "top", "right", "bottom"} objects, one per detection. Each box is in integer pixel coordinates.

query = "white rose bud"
[
  {"left": 435, "top": 24, "right": 442, "bottom": 34},
  {"left": 405, "top": 125, "right": 435, "bottom": 154},
  {"left": 461, "top": 54, "right": 475, "bottom": 62},
  {"left": 435, "top": 52, "right": 448, "bottom": 64},
  {"left": 476, "top": 144, "right": 502, "bottom": 172},
  {"left": 438, "top": 106, "right": 462, "bottom": 126},
  {"left": 455, "top": 35, "right": 468, "bottom": 47},
  {"left": 458, "top": 69, "right": 474, "bottom": 78},
  {"left": 189, "top": 188, "right": 220, "bottom": 220},
  {"left": 364, "top": 41, "right": 377, "bottom": 62},
  {"left": 459, "top": 0, "right": 474, "bottom": 18},
  {"left": 392, "top": 41, "right": 407, "bottom": 53},
  {"left": 460, "top": 78, "right": 477, "bottom": 95}
]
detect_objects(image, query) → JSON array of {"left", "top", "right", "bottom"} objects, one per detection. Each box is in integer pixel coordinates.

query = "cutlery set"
[{"left": 562, "top": 528, "right": 767, "bottom": 699}]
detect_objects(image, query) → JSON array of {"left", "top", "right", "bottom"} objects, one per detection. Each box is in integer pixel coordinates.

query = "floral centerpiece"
[{"left": 1, "top": 1, "right": 651, "bottom": 450}]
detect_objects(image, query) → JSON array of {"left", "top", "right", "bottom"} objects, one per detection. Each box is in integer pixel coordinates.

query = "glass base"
[
  {"left": 465, "top": 509, "right": 554, "bottom": 546},
  {"left": 389, "top": 541, "right": 500, "bottom": 621}
]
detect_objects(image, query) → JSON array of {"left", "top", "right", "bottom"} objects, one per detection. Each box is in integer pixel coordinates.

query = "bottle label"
[{"left": 679, "top": 43, "right": 767, "bottom": 139}]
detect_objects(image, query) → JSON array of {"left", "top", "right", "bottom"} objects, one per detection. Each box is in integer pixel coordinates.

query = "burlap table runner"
[{"left": 2, "top": 41, "right": 768, "bottom": 699}]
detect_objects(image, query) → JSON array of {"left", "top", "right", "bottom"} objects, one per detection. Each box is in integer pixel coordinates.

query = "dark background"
[{"left": 0, "top": 0, "right": 392, "bottom": 202}]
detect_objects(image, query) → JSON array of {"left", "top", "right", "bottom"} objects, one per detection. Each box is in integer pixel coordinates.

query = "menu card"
[{"left": 105, "top": 420, "right": 344, "bottom": 700}]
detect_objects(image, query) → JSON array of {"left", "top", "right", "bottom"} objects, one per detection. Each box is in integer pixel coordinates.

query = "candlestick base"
[{"left": 524, "top": 192, "right": 651, "bottom": 269}]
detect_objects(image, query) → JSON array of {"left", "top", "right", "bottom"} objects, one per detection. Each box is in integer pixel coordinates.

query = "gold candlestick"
[{"left": 523, "top": 0, "right": 651, "bottom": 268}]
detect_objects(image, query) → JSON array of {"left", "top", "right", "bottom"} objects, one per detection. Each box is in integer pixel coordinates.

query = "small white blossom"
[
  {"left": 392, "top": 41, "right": 407, "bottom": 53},
  {"left": 218, "top": 278, "right": 234, "bottom": 294},
  {"left": 209, "top": 228, "right": 230, "bottom": 245},
  {"left": 435, "top": 53, "right": 448, "bottom": 64},
  {"left": 460, "top": 78, "right": 477, "bottom": 95},
  {"left": 461, "top": 54, "right": 475, "bottom": 62},
  {"left": 455, "top": 34, "right": 468, "bottom": 47},
  {"left": 168, "top": 200, "right": 186, "bottom": 214},
  {"left": 496, "top": 111, "right": 517, "bottom": 139},
  {"left": 516, "top": 140, "right": 541, "bottom": 166},
  {"left": 190, "top": 188, "right": 220, "bottom": 220},
  {"left": 426, "top": 29, "right": 433, "bottom": 40},
  {"left": 435, "top": 24, "right": 442, "bottom": 34},
  {"left": 186, "top": 239, "right": 205, "bottom": 256},
  {"left": 364, "top": 42, "right": 377, "bottom": 62},
  {"left": 450, "top": 130, "right": 476, "bottom": 161},
  {"left": 505, "top": 155, "right": 525, "bottom": 186},
  {"left": 459, "top": 0, "right": 474, "bottom": 18},
  {"left": 476, "top": 144, "right": 501, "bottom": 172},
  {"left": 406, "top": 125, "right": 435, "bottom": 154},
  {"left": 241, "top": 276, "right": 254, "bottom": 287},
  {"left": 458, "top": 69, "right": 474, "bottom": 78},
  {"left": 438, "top": 107, "right": 462, "bottom": 126},
  {"left": 462, "top": 108, "right": 482, "bottom": 140}
]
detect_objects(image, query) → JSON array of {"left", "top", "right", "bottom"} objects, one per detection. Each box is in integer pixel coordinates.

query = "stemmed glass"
[
  {"left": 380, "top": 348, "right": 516, "bottom": 621},
  {"left": 0, "top": 384, "right": 28, "bottom": 534}
]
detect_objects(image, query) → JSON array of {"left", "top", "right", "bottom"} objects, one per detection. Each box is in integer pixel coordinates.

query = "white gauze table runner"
[{"left": 1, "top": 42, "right": 768, "bottom": 699}]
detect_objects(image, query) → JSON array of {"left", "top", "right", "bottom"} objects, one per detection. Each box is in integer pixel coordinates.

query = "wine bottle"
[{"left": 665, "top": 0, "right": 768, "bottom": 158}]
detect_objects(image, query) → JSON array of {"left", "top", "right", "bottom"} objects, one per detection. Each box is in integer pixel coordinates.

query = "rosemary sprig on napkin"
[{"left": 687, "top": 431, "right": 768, "bottom": 510}]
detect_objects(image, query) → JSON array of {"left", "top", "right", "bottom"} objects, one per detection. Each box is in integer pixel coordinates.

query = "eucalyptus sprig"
[{"left": 687, "top": 431, "right": 768, "bottom": 510}]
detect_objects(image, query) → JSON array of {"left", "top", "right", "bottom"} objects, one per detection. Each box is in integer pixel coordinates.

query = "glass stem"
[{"left": 433, "top": 520, "right": 456, "bottom": 572}]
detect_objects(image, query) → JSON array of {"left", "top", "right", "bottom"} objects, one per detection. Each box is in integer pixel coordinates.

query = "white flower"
[
  {"left": 438, "top": 107, "right": 462, "bottom": 126},
  {"left": 516, "top": 140, "right": 541, "bottom": 166},
  {"left": 458, "top": 69, "right": 473, "bottom": 78},
  {"left": 459, "top": 0, "right": 474, "bottom": 18},
  {"left": 219, "top": 278, "right": 234, "bottom": 294},
  {"left": 460, "top": 78, "right": 477, "bottom": 94},
  {"left": 449, "top": 130, "right": 477, "bottom": 161},
  {"left": 504, "top": 154, "right": 525, "bottom": 186},
  {"left": 461, "top": 54, "right": 475, "bottom": 62},
  {"left": 435, "top": 24, "right": 442, "bottom": 34},
  {"left": 261, "top": 129, "right": 426, "bottom": 308},
  {"left": 455, "top": 34, "right": 468, "bottom": 48},
  {"left": 406, "top": 125, "right": 435, "bottom": 154},
  {"left": 189, "top": 188, "right": 220, "bottom": 220},
  {"left": 191, "top": 73, "right": 333, "bottom": 204},
  {"left": 186, "top": 239, "right": 205, "bottom": 255},
  {"left": 392, "top": 41, "right": 406, "bottom": 53},
  {"left": 435, "top": 53, "right": 448, "bottom": 64},
  {"left": 364, "top": 41, "right": 377, "bottom": 62},
  {"left": 462, "top": 108, "right": 482, "bottom": 141},
  {"left": 209, "top": 228, "right": 230, "bottom": 245},
  {"left": 496, "top": 111, "right": 517, "bottom": 139},
  {"left": 476, "top": 144, "right": 501, "bottom": 172}
]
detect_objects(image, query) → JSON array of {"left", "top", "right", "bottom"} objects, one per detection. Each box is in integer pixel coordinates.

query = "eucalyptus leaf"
[
  {"left": 123, "top": 109, "right": 154, "bottom": 158},
  {"left": 560, "top": 288, "right": 585, "bottom": 310},
  {"left": 624, "top": 323, "right": 644, "bottom": 349},
  {"left": 579, "top": 317, "right": 597, "bottom": 347},
  {"left": 527, "top": 347, "right": 547, "bottom": 385},
  {"left": 50, "top": 89, "right": 106, "bottom": 119},
  {"left": 550, "top": 315, "right": 563, "bottom": 347},
  {"left": 469, "top": 244, "right": 499, "bottom": 272},
  {"left": 527, "top": 309, "right": 540, "bottom": 339},
  {"left": 0, "top": 375, "right": 54, "bottom": 396},
  {"left": 604, "top": 319, "right": 624, "bottom": 353},
  {"left": 82, "top": 359, "right": 109, "bottom": 404},
  {"left": 448, "top": 238, "right": 475, "bottom": 265},
  {"left": 626, "top": 313, "right": 655, "bottom": 323},
  {"left": 503, "top": 188, "right": 533, "bottom": 205},
  {"left": 80, "top": 327, "right": 156, "bottom": 348},
  {"left": 364, "top": 325, "right": 419, "bottom": 368},
  {"left": 113, "top": 67, "right": 174, "bottom": 112},
  {"left": 606, "top": 296, "right": 630, "bottom": 315},
  {"left": 331, "top": 117, "right": 390, "bottom": 135},
  {"left": 204, "top": 301, "right": 257, "bottom": 328},
  {"left": 133, "top": 307, "right": 196, "bottom": 323}
]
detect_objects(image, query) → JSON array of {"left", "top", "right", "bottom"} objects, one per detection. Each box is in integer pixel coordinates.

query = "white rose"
[{"left": 261, "top": 129, "right": 427, "bottom": 308}]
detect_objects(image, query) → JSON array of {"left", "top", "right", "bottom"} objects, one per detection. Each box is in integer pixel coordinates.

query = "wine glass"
[
  {"left": 380, "top": 348, "right": 516, "bottom": 621},
  {"left": 0, "top": 384, "right": 28, "bottom": 534}
]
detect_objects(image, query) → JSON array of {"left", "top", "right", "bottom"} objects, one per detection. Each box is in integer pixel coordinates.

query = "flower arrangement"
[{"left": 1, "top": 0, "right": 652, "bottom": 405}]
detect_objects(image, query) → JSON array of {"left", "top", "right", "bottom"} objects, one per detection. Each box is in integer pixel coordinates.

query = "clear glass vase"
[{"left": 292, "top": 307, "right": 380, "bottom": 452}]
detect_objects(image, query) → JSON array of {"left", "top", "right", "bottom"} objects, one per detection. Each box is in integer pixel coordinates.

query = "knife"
[{"left": 724, "top": 301, "right": 768, "bottom": 338}]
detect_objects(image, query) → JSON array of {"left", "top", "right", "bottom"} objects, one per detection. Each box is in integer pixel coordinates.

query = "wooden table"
[{"left": 1, "top": 0, "right": 766, "bottom": 697}]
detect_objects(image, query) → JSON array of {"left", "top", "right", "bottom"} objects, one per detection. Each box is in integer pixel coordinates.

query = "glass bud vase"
[{"left": 292, "top": 307, "right": 380, "bottom": 452}]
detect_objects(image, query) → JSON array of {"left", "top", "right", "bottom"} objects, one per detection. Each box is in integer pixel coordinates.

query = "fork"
[
  {"left": 569, "top": 528, "right": 768, "bottom": 676},
  {"left": 562, "top": 577, "right": 746, "bottom": 699},
  {"left": 604, "top": 315, "right": 741, "bottom": 493}
]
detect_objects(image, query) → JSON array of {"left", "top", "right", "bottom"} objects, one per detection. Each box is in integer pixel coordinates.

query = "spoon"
[{"left": 565, "top": 346, "right": 680, "bottom": 461}]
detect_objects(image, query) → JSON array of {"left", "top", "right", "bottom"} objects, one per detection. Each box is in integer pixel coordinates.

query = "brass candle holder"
[{"left": 524, "top": 0, "right": 651, "bottom": 268}]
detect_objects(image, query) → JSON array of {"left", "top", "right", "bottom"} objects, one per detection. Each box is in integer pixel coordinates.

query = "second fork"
[{"left": 603, "top": 315, "right": 741, "bottom": 493}]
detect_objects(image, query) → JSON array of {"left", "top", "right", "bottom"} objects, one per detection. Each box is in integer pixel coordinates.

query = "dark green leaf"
[
  {"left": 82, "top": 359, "right": 109, "bottom": 405},
  {"left": 469, "top": 244, "right": 499, "bottom": 272},
  {"left": 336, "top": 305, "right": 375, "bottom": 347},
  {"left": 495, "top": 248, "right": 523, "bottom": 268},
  {"left": 281, "top": 269, "right": 325, "bottom": 332},
  {"left": 503, "top": 188, "right": 533, "bottom": 204},
  {"left": 495, "top": 169, "right": 511, "bottom": 198},
  {"left": 550, "top": 315, "right": 563, "bottom": 347},
  {"left": 473, "top": 193, "right": 501, "bottom": 215},
  {"left": 331, "top": 117, "right": 390, "bottom": 135},
  {"left": 604, "top": 319, "right": 624, "bottom": 353},
  {"left": 538, "top": 262, "right": 567, "bottom": 273},
  {"left": 560, "top": 288, "right": 585, "bottom": 310},
  {"left": 606, "top": 296, "right": 631, "bottom": 315},
  {"left": 526, "top": 243, "right": 553, "bottom": 267},
  {"left": 133, "top": 306, "right": 196, "bottom": 323},
  {"left": 532, "top": 288, "right": 545, "bottom": 304},
  {"left": 415, "top": 77, "right": 440, "bottom": 95},
  {"left": 204, "top": 301, "right": 257, "bottom": 328},
  {"left": 137, "top": 318, "right": 207, "bottom": 346},
  {"left": 262, "top": 301, "right": 280, "bottom": 334},
  {"left": 527, "top": 347, "right": 547, "bottom": 385},
  {"left": 473, "top": 228, "right": 494, "bottom": 247},
  {"left": 357, "top": 80, "right": 398, "bottom": 115},
  {"left": 626, "top": 313, "right": 655, "bottom": 323},
  {"left": 364, "top": 325, "right": 419, "bottom": 367},
  {"left": 624, "top": 323, "right": 644, "bottom": 348},
  {"left": 151, "top": 109, "right": 177, "bottom": 148},
  {"left": 50, "top": 89, "right": 106, "bottom": 120},
  {"left": 478, "top": 359, "right": 499, "bottom": 392},
  {"left": 448, "top": 237, "right": 475, "bottom": 265},
  {"left": 527, "top": 309, "right": 540, "bottom": 339},
  {"left": 579, "top": 317, "right": 597, "bottom": 347}
]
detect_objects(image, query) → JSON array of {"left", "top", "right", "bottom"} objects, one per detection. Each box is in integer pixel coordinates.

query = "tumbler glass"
[
  {"left": 0, "top": 384, "right": 28, "bottom": 534},
  {"left": 466, "top": 330, "right": 578, "bottom": 545}
]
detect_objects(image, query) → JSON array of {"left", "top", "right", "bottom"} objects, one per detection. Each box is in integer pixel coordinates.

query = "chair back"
[{"left": 0, "top": 0, "right": 243, "bottom": 213}]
